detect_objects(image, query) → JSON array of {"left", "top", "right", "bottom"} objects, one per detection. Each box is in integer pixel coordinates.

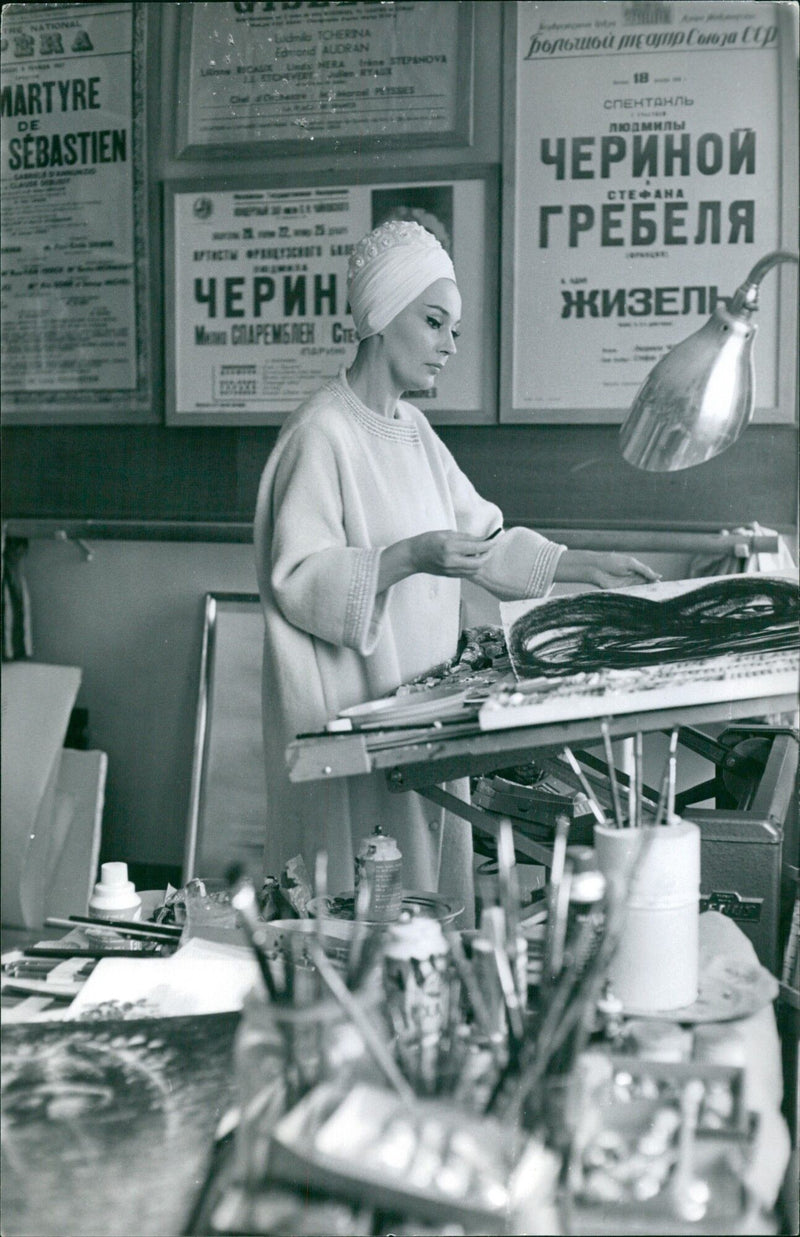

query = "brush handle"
[{"left": 308, "top": 939, "right": 417, "bottom": 1104}]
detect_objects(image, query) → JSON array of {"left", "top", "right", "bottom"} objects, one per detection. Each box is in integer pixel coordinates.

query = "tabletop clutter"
[{"left": 1, "top": 728, "right": 789, "bottom": 1236}]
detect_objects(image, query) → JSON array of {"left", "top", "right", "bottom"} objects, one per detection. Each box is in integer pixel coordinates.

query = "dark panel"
[
  {"left": 438, "top": 424, "right": 798, "bottom": 530},
  {"left": 236, "top": 428, "right": 281, "bottom": 519},
  {"left": 2, "top": 422, "right": 796, "bottom": 530},
  {"left": 1, "top": 425, "right": 243, "bottom": 521}
]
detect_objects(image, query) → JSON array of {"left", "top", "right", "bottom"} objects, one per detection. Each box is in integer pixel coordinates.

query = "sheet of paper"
[
  {"left": 66, "top": 937, "right": 260, "bottom": 1019},
  {"left": 483, "top": 573, "right": 798, "bottom": 731}
]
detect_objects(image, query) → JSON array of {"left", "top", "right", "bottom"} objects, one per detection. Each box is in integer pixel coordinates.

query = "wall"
[
  {"left": 3, "top": 1, "right": 797, "bottom": 530},
  {"left": 22, "top": 538, "right": 257, "bottom": 868}
]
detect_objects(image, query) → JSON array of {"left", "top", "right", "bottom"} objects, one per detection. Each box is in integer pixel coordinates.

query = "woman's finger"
[{"left": 629, "top": 558, "right": 662, "bottom": 581}]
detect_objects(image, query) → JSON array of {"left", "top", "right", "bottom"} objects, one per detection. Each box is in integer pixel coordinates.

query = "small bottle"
[
  {"left": 354, "top": 825, "right": 403, "bottom": 922},
  {"left": 88, "top": 862, "right": 142, "bottom": 921}
]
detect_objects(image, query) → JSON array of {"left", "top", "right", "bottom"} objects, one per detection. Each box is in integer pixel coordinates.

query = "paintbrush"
[
  {"left": 496, "top": 818, "right": 521, "bottom": 947},
  {"left": 547, "top": 862, "right": 574, "bottom": 981},
  {"left": 49, "top": 916, "right": 180, "bottom": 943},
  {"left": 652, "top": 730, "right": 680, "bottom": 828},
  {"left": 542, "top": 812, "right": 571, "bottom": 991},
  {"left": 66, "top": 910, "right": 182, "bottom": 935},
  {"left": 314, "top": 850, "right": 328, "bottom": 952},
  {"left": 666, "top": 727, "right": 680, "bottom": 823},
  {"left": 348, "top": 923, "right": 384, "bottom": 992},
  {"left": 307, "top": 938, "right": 417, "bottom": 1104},
  {"left": 442, "top": 925, "right": 496, "bottom": 1040},
  {"left": 345, "top": 876, "right": 373, "bottom": 989},
  {"left": 652, "top": 764, "right": 671, "bottom": 829},
  {"left": 227, "top": 865, "right": 279, "bottom": 1001},
  {"left": 25, "top": 944, "right": 168, "bottom": 959},
  {"left": 562, "top": 746, "right": 608, "bottom": 825},
  {"left": 600, "top": 719, "right": 624, "bottom": 829},
  {"left": 481, "top": 913, "right": 526, "bottom": 1049},
  {"left": 634, "top": 731, "right": 644, "bottom": 827}
]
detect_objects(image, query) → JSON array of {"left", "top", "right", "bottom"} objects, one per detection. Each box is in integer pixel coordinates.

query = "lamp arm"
[{"left": 729, "top": 250, "right": 799, "bottom": 315}]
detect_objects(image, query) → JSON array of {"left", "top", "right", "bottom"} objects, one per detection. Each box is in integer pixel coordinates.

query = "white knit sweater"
[{"left": 254, "top": 373, "right": 565, "bottom": 917}]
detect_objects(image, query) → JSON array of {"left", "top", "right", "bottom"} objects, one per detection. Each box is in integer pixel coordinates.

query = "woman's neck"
[{"left": 345, "top": 341, "right": 400, "bottom": 419}]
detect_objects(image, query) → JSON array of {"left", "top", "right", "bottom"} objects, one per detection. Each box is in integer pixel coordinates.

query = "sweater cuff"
[
  {"left": 343, "top": 547, "right": 385, "bottom": 654},
  {"left": 524, "top": 540, "right": 567, "bottom": 598}
]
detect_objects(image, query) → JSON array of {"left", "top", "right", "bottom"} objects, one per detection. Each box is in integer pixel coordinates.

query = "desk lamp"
[{"left": 619, "top": 250, "right": 798, "bottom": 471}]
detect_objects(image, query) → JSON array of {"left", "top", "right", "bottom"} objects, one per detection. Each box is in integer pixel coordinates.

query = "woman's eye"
[
  {"left": 426, "top": 316, "right": 442, "bottom": 330},
  {"left": 451, "top": 329, "right": 460, "bottom": 340}
]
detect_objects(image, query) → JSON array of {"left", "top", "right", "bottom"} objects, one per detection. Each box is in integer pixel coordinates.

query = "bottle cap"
[{"left": 89, "top": 862, "right": 141, "bottom": 915}]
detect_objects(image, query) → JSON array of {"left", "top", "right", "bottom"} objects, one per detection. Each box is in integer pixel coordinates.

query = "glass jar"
[{"left": 233, "top": 979, "right": 384, "bottom": 1188}]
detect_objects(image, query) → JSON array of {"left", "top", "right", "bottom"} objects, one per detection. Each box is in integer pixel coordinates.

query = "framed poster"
[
  {"left": 165, "top": 167, "right": 497, "bottom": 425},
  {"left": 0, "top": 2, "right": 156, "bottom": 424},
  {"left": 175, "top": 0, "right": 474, "bottom": 158},
  {"left": 501, "top": 0, "right": 798, "bottom": 423}
]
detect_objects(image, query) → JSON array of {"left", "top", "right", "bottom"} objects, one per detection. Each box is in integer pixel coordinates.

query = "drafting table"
[{"left": 287, "top": 674, "right": 798, "bottom": 869}]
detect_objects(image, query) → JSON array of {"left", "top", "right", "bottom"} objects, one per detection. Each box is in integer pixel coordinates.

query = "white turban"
[{"left": 346, "top": 219, "right": 457, "bottom": 340}]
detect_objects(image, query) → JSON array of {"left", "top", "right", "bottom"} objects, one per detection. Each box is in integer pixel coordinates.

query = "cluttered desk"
[
  {"left": 0, "top": 884, "right": 793, "bottom": 1236},
  {"left": 2, "top": 573, "right": 797, "bottom": 1236}
]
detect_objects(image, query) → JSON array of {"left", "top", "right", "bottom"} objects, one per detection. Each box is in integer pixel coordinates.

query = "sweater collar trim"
[{"left": 329, "top": 369, "right": 420, "bottom": 443}]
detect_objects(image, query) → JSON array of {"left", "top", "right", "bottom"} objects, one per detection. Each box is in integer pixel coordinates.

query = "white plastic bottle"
[{"left": 88, "top": 862, "right": 142, "bottom": 921}]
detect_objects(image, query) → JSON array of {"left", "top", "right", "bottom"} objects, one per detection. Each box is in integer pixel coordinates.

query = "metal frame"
[{"left": 183, "top": 591, "right": 264, "bottom": 882}]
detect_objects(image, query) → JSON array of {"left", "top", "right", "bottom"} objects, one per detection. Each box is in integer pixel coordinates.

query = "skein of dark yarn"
[{"left": 508, "top": 577, "right": 799, "bottom": 678}]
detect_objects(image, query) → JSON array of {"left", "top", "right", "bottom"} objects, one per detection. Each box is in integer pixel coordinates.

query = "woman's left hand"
[{"left": 554, "top": 549, "right": 662, "bottom": 589}]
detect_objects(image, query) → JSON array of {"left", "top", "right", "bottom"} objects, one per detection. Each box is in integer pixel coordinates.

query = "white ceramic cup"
[{"left": 594, "top": 818, "right": 700, "bottom": 1012}]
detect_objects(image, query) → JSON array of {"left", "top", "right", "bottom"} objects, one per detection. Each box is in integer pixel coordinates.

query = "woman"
[{"left": 254, "top": 220, "right": 657, "bottom": 920}]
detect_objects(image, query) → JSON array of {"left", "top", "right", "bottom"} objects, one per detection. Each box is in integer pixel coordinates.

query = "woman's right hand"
[
  {"left": 377, "top": 530, "right": 494, "bottom": 593},
  {"left": 407, "top": 530, "right": 495, "bottom": 578}
]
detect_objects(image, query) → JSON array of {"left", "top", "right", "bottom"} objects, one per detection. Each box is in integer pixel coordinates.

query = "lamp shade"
[
  {"left": 619, "top": 250, "right": 797, "bottom": 473},
  {"left": 619, "top": 302, "right": 756, "bottom": 472}
]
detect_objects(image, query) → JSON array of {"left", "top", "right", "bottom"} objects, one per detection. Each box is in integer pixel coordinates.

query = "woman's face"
[{"left": 380, "top": 277, "right": 462, "bottom": 393}]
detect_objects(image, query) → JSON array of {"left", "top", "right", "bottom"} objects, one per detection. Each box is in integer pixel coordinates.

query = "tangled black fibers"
[{"left": 508, "top": 577, "right": 799, "bottom": 678}]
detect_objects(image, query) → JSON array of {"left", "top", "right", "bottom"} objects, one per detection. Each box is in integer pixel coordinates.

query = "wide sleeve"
[
  {"left": 439, "top": 437, "right": 567, "bottom": 600},
  {"left": 266, "top": 426, "right": 388, "bottom": 654}
]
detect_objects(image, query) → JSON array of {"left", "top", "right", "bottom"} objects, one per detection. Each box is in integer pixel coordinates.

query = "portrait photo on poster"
[{"left": 371, "top": 185, "right": 455, "bottom": 258}]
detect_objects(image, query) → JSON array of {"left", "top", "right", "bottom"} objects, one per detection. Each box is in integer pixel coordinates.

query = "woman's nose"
[{"left": 442, "top": 330, "right": 457, "bottom": 355}]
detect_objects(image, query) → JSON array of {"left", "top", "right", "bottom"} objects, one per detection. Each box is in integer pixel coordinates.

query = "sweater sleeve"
[
  {"left": 268, "top": 425, "right": 387, "bottom": 654},
  {"left": 472, "top": 526, "right": 566, "bottom": 600},
  {"left": 436, "top": 433, "right": 567, "bottom": 600}
]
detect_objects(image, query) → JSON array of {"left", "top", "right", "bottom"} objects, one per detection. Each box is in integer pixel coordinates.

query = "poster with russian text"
[
  {"left": 507, "top": 0, "right": 785, "bottom": 419},
  {"left": 167, "top": 177, "right": 489, "bottom": 423},
  {"left": 0, "top": 2, "right": 152, "bottom": 421},
  {"left": 176, "top": 0, "right": 471, "bottom": 155}
]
